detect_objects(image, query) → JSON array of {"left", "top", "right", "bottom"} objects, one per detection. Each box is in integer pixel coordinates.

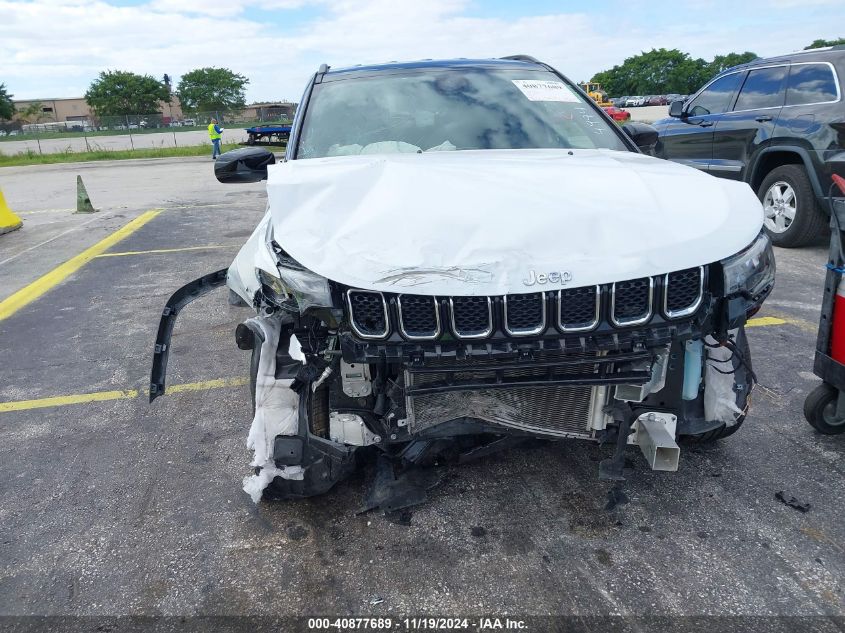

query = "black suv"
[{"left": 653, "top": 46, "right": 845, "bottom": 247}]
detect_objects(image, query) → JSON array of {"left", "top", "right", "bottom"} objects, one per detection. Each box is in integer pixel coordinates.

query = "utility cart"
[{"left": 804, "top": 174, "right": 845, "bottom": 434}]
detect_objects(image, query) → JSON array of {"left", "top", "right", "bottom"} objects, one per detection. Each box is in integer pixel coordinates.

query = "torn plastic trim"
[
  {"left": 149, "top": 269, "right": 228, "bottom": 402},
  {"left": 258, "top": 387, "right": 358, "bottom": 501}
]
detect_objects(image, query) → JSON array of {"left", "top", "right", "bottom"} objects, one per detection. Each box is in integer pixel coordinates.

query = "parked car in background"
[
  {"left": 653, "top": 45, "right": 845, "bottom": 247},
  {"left": 603, "top": 105, "right": 631, "bottom": 121},
  {"left": 612, "top": 96, "right": 628, "bottom": 107},
  {"left": 625, "top": 96, "right": 646, "bottom": 107},
  {"left": 665, "top": 93, "right": 681, "bottom": 103},
  {"left": 648, "top": 95, "right": 668, "bottom": 106}
]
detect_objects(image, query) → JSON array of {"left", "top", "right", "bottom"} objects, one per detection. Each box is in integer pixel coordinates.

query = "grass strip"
[{"left": 0, "top": 143, "right": 252, "bottom": 167}]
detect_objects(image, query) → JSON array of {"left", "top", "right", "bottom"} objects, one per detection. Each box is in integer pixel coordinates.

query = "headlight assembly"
[
  {"left": 721, "top": 232, "right": 776, "bottom": 301},
  {"left": 257, "top": 265, "right": 333, "bottom": 313}
]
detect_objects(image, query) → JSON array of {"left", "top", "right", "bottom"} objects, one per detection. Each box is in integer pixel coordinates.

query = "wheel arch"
[{"left": 748, "top": 147, "right": 825, "bottom": 202}]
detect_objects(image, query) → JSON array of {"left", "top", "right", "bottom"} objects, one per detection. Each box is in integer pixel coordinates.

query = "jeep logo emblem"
[{"left": 523, "top": 270, "right": 573, "bottom": 286}]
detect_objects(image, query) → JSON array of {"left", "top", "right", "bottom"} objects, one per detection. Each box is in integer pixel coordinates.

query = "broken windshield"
[{"left": 296, "top": 68, "right": 629, "bottom": 159}]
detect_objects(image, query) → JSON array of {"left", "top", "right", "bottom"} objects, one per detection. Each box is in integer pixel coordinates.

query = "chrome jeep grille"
[
  {"left": 345, "top": 266, "right": 706, "bottom": 341},
  {"left": 664, "top": 266, "right": 704, "bottom": 318},
  {"left": 611, "top": 277, "right": 654, "bottom": 326},
  {"left": 558, "top": 285, "right": 600, "bottom": 332},
  {"left": 397, "top": 294, "right": 440, "bottom": 339},
  {"left": 450, "top": 296, "right": 493, "bottom": 339},
  {"left": 347, "top": 290, "right": 389, "bottom": 339},
  {"left": 503, "top": 292, "right": 546, "bottom": 335}
]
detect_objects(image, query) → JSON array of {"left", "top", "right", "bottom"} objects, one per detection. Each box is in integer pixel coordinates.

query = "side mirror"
[
  {"left": 214, "top": 148, "right": 276, "bottom": 183},
  {"left": 622, "top": 122, "right": 659, "bottom": 150},
  {"left": 668, "top": 100, "right": 685, "bottom": 118}
]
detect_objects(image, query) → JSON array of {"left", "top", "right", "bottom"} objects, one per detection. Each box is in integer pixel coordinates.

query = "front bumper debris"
[{"left": 149, "top": 269, "right": 228, "bottom": 402}]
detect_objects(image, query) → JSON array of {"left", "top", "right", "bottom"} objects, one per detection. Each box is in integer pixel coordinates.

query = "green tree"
[
  {"left": 592, "top": 49, "right": 710, "bottom": 96},
  {"left": 805, "top": 37, "right": 845, "bottom": 49},
  {"left": 176, "top": 67, "right": 249, "bottom": 114},
  {"left": 592, "top": 49, "right": 765, "bottom": 96},
  {"left": 18, "top": 101, "right": 46, "bottom": 123},
  {"left": 708, "top": 51, "right": 758, "bottom": 75},
  {"left": 85, "top": 70, "right": 169, "bottom": 116},
  {"left": 0, "top": 83, "right": 14, "bottom": 120}
]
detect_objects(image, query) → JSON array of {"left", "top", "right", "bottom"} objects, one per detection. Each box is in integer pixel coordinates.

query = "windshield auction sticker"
[{"left": 511, "top": 79, "right": 580, "bottom": 102}]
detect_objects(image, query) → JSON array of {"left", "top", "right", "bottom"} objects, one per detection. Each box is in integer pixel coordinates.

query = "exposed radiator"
[{"left": 406, "top": 377, "right": 601, "bottom": 438}]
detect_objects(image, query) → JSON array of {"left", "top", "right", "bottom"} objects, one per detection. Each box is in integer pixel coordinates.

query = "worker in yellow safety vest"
[{"left": 208, "top": 118, "right": 224, "bottom": 159}]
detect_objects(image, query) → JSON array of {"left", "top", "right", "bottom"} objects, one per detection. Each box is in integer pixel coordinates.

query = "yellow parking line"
[
  {"left": 747, "top": 316, "right": 787, "bottom": 327},
  {"left": 0, "top": 209, "right": 162, "bottom": 321},
  {"left": 96, "top": 245, "right": 231, "bottom": 258},
  {"left": 747, "top": 314, "right": 817, "bottom": 333},
  {"left": 165, "top": 377, "right": 249, "bottom": 394},
  {"left": 0, "top": 389, "right": 141, "bottom": 412},
  {"left": 0, "top": 377, "right": 249, "bottom": 413}
]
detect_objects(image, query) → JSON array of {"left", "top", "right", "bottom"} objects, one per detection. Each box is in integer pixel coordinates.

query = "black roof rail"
[
  {"left": 791, "top": 44, "right": 845, "bottom": 54},
  {"left": 500, "top": 54, "right": 542, "bottom": 64},
  {"left": 721, "top": 58, "right": 762, "bottom": 74}
]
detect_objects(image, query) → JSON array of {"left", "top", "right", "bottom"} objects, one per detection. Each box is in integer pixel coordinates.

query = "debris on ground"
[
  {"left": 775, "top": 490, "right": 811, "bottom": 513},
  {"left": 604, "top": 485, "right": 630, "bottom": 511},
  {"left": 359, "top": 454, "right": 443, "bottom": 516},
  {"left": 385, "top": 509, "right": 413, "bottom": 526}
]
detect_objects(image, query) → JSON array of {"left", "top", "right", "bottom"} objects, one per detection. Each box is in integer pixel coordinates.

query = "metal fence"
[{"left": 0, "top": 109, "right": 293, "bottom": 156}]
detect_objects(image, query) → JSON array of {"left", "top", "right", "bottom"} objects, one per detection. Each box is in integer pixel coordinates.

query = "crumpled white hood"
[{"left": 264, "top": 149, "right": 763, "bottom": 296}]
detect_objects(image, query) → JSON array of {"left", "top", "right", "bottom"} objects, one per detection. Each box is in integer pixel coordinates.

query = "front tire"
[{"left": 758, "top": 165, "right": 826, "bottom": 248}]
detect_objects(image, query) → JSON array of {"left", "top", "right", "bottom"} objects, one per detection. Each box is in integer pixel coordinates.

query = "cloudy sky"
[{"left": 1, "top": 0, "right": 843, "bottom": 102}]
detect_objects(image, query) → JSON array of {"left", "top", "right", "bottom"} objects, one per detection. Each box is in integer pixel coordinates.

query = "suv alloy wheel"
[
  {"left": 762, "top": 180, "right": 796, "bottom": 233},
  {"left": 758, "top": 164, "right": 827, "bottom": 248}
]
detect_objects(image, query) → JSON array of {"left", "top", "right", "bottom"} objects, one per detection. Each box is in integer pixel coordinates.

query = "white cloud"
[
  {"left": 147, "top": 0, "right": 321, "bottom": 17},
  {"left": 0, "top": 0, "right": 843, "bottom": 102}
]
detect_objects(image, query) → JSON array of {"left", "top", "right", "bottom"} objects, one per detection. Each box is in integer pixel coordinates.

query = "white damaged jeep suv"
[{"left": 149, "top": 56, "right": 774, "bottom": 505}]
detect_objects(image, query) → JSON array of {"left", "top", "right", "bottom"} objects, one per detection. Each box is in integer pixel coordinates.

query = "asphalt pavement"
[
  {"left": 627, "top": 104, "right": 670, "bottom": 123},
  {"left": 0, "top": 159, "right": 843, "bottom": 623}
]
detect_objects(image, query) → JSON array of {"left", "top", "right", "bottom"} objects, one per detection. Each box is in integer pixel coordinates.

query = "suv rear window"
[
  {"left": 786, "top": 63, "right": 839, "bottom": 105},
  {"left": 734, "top": 66, "right": 787, "bottom": 111}
]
